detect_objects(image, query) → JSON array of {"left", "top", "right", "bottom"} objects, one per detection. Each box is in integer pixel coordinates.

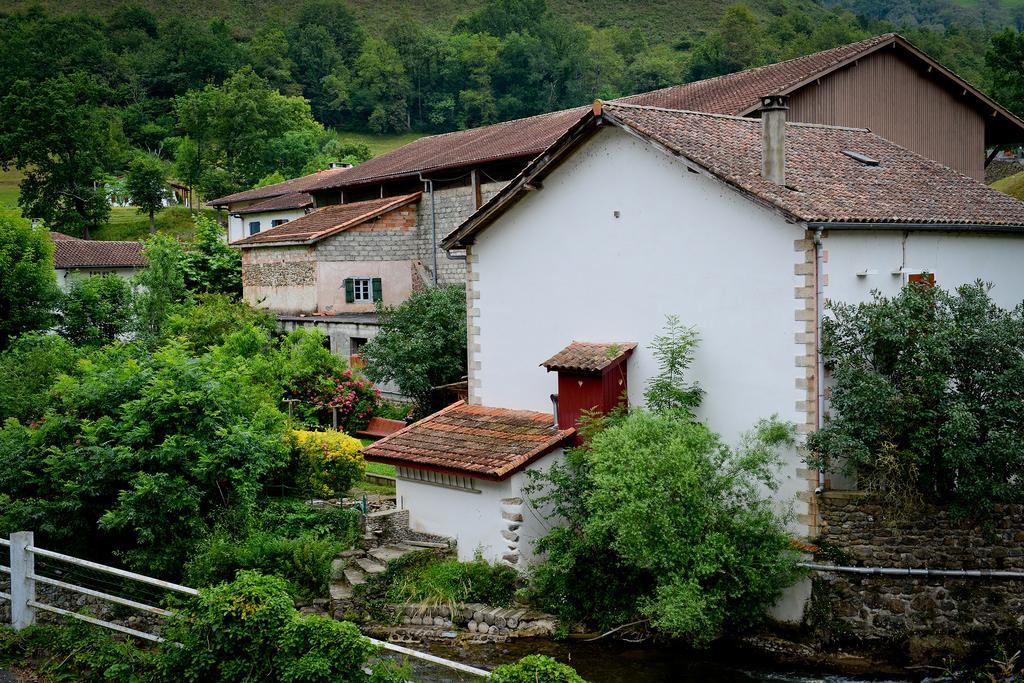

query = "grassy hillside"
[
  {"left": 1, "top": 0, "right": 832, "bottom": 44},
  {"left": 0, "top": 131, "right": 420, "bottom": 241},
  {"left": 992, "top": 169, "right": 1024, "bottom": 200}
]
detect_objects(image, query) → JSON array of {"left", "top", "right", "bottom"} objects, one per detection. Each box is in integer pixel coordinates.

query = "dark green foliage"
[
  {"left": 0, "top": 219, "right": 58, "bottom": 349},
  {"left": 180, "top": 214, "right": 243, "bottom": 296},
  {"left": 0, "top": 623, "right": 158, "bottom": 682},
  {"left": 361, "top": 284, "right": 467, "bottom": 413},
  {"left": 986, "top": 28, "right": 1024, "bottom": 117},
  {"left": 159, "top": 571, "right": 381, "bottom": 683},
  {"left": 0, "top": 333, "right": 79, "bottom": 423},
  {"left": 185, "top": 529, "right": 344, "bottom": 599},
  {"left": 56, "top": 275, "right": 136, "bottom": 346},
  {"left": 133, "top": 234, "right": 189, "bottom": 340},
  {"left": 354, "top": 550, "right": 519, "bottom": 619},
  {"left": 164, "top": 293, "right": 277, "bottom": 353},
  {"left": 125, "top": 153, "right": 168, "bottom": 232},
  {"left": 529, "top": 411, "right": 801, "bottom": 645},
  {"left": 491, "top": 655, "right": 588, "bottom": 683},
  {"left": 806, "top": 281, "right": 1024, "bottom": 518},
  {"left": 0, "top": 72, "right": 114, "bottom": 238}
]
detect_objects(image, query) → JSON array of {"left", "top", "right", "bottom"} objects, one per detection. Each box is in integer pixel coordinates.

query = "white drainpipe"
[{"left": 813, "top": 227, "right": 826, "bottom": 494}]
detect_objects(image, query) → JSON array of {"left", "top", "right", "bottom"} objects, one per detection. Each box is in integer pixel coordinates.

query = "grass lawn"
[
  {"left": 365, "top": 461, "right": 396, "bottom": 477},
  {"left": 992, "top": 170, "right": 1024, "bottom": 201},
  {"left": 0, "top": 168, "right": 26, "bottom": 224},
  {"left": 91, "top": 206, "right": 216, "bottom": 241},
  {"left": 336, "top": 131, "right": 426, "bottom": 157}
]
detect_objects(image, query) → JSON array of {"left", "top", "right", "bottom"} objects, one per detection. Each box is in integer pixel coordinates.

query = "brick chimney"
[{"left": 760, "top": 95, "right": 789, "bottom": 185}]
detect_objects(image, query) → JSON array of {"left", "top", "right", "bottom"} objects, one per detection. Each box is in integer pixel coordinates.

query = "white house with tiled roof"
[
  {"left": 365, "top": 98, "right": 1024, "bottom": 622},
  {"left": 49, "top": 232, "right": 147, "bottom": 291}
]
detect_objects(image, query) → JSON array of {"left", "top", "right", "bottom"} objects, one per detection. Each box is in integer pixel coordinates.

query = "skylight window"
[{"left": 842, "top": 150, "right": 880, "bottom": 166}]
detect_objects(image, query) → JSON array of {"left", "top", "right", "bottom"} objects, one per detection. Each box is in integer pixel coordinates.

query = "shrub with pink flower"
[{"left": 293, "top": 369, "right": 380, "bottom": 433}]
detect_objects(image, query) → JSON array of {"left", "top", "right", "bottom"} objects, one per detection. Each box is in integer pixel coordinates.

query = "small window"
[
  {"left": 271, "top": 219, "right": 288, "bottom": 227},
  {"left": 248, "top": 221, "right": 261, "bottom": 235},
  {"left": 353, "top": 277, "right": 372, "bottom": 302},
  {"left": 350, "top": 337, "right": 367, "bottom": 369},
  {"left": 344, "top": 277, "right": 383, "bottom": 304},
  {"left": 908, "top": 272, "right": 935, "bottom": 288}
]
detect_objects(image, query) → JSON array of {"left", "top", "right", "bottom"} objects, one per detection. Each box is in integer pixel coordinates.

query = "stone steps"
[{"left": 354, "top": 556, "right": 386, "bottom": 574}]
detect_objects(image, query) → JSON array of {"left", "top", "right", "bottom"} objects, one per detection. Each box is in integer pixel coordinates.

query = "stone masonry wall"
[
  {"left": 416, "top": 182, "right": 504, "bottom": 284},
  {"left": 814, "top": 492, "right": 1024, "bottom": 639},
  {"left": 314, "top": 204, "right": 419, "bottom": 263}
]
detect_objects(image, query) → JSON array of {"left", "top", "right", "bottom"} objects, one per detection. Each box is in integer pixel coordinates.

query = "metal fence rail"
[{"left": 1, "top": 531, "right": 490, "bottom": 677}]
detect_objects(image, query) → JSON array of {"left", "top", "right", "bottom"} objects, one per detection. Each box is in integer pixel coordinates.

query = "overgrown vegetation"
[
  {"left": 0, "top": 238, "right": 383, "bottom": 594},
  {"left": 353, "top": 550, "right": 520, "bottom": 620},
  {"left": 526, "top": 318, "right": 801, "bottom": 646},
  {"left": 807, "top": 280, "right": 1024, "bottom": 519},
  {"left": 362, "top": 283, "right": 467, "bottom": 415},
  {"left": 0, "top": 572, "right": 409, "bottom": 682},
  {"left": 0, "top": 218, "right": 58, "bottom": 349},
  {"left": 491, "top": 655, "right": 588, "bottom": 683}
]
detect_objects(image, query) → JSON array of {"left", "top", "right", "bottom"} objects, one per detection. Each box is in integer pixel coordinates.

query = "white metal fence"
[{"left": 0, "top": 531, "right": 490, "bottom": 677}]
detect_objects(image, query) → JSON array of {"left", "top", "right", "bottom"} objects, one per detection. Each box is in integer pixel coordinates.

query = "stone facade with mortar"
[{"left": 812, "top": 491, "right": 1024, "bottom": 639}]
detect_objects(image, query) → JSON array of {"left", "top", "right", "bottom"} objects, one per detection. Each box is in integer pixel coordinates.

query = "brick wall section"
[
  {"left": 814, "top": 492, "right": 1024, "bottom": 639},
  {"left": 314, "top": 205, "right": 419, "bottom": 263},
  {"left": 794, "top": 229, "right": 820, "bottom": 535}
]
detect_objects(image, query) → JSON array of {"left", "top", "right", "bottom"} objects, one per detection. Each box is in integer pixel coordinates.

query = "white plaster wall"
[
  {"left": 396, "top": 476, "right": 513, "bottom": 563},
  {"left": 56, "top": 267, "right": 141, "bottom": 292},
  {"left": 823, "top": 230, "right": 1024, "bottom": 310},
  {"left": 229, "top": 208, "right": 307, "bottom": 243},
  {"left": 471, "top": 127, "right": 809, "bottom": 525}
]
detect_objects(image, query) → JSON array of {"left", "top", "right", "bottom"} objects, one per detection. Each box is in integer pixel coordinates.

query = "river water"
[{"left": 380, "top": 638, "right": 914, "bottom": 682}]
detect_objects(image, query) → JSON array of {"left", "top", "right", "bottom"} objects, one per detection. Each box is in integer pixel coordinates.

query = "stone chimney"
[{"left": 760, "top": 95, "right": 789, "bottom": 185}]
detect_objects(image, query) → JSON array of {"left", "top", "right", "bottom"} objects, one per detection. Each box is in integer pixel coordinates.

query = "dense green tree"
[
  {"left": 134, "top": 234, "right": 189, "bottom": 340},
  {"left": 0, "top": 333, "right": 79, "bottom": 423},
  {"left": 688, "top": 4, "right": 770, "bottom": 80},
  {"left": 56, "top": 275, "right": 136, "bottom": 347},
  {"left": 986, "top": 28, "right": 1024, "bottom": 117},
  {"left": 180, "top": 214, "right": 243, "bottom": 296},
  {"left": 125, "top": 154, "right": 168, "bottom": 232},
  {"left": 352, "top": 37, "right": 413, "bottom": 133},
  {"left": 0, "top": 219, "right": 59, "bottom": 349},
  {"left": 246, "top": 27, "right": 300, "bottom": 96},
  {"left": 0, "top": 73, "right": 114, "bottom": 238},
  {"left": 361, "top": 284, "right": 467, "bottom": 413}
]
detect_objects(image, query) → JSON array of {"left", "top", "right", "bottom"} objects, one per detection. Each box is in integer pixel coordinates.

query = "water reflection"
[{"left": 376, "top": 638, "right": 912, "bottom": 683}]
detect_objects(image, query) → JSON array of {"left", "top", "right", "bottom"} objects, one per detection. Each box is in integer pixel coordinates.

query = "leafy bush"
[
  {"left": 292, "top": 429, "right": 366, "bottom": 497},
  {"left": 292, "top": 370, "right": 381, "bottom": 433},
  {"left": 0, "top": 218, "right": 59, "bottom": 349},
  {"left": 165, "top": 293, "right": 276, "bottom": 352},
  {"left": 491, "top": 655, "right": 588, "bottom": 683},
  {"left": 0, "top": 333, "right": 79, "bottom": 423},
  {"left": 56, "top": 274, "right": 136, "bottom": 346},
  {"left": 361, "top": 284, "right": 467, "bottom": 414},
  {"left": 387, "top": 553, "right": 520, "bottom": 607},
  {"left": 180, "top": 213, "right": 243, "bottom": 296},
  {"left": 528, "top": 412, "right": 800, "bottom": 645},
  {"left": 807, "top": 281, "right": 1024, "bottom": 518},
  {"left": 0, "top": 341, "right": 290, "bottom": 577},
  {"left": 133, "top": 234, "right": 189, "bottom": 341},
  {"left": 159, "top": 571, "right": 381, "bottom": 683},
  {"left": 186, "top": 529, "right": 342, "bottom": 598},
  {"left": 0, "top": 623, "right": 158, "bottom": 682}
]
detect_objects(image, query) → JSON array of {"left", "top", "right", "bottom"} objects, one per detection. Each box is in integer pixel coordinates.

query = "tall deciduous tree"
[
  {"left": 986, "top": 28, "right": 1024, "bottom": 117},
  {"left": 125, "top": 154, "right": 168, "bottom": 232},
  {"left": 0, "top": 218, "right": 59, "bottom": 349},
  {"left": 0, "top": 73, "right": 113, "bottom": 238}
]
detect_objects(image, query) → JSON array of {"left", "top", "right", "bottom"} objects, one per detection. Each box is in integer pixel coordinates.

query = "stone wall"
[
  {"left": 416, "top": 181, "right": 504, "bottom": 285},
  {"left": 814, "top": 492, "right": 1024, "bottom": 639}
]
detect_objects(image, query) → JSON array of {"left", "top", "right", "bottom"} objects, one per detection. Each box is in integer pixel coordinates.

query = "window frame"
[
  {"left": 248, "top": 220, "right": 261, "bottom": 235},
  {"left": 352, "top": 277, "right": 372, "bottom": 303}
]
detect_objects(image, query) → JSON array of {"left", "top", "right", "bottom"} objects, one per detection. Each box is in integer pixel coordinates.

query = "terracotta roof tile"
[
  {"left": 601, "top": 103, "right": 1024, "bottom": 226},
  {"left": 232, "top": 193, "right": 420, "bottom": 247},
  {"left": 49, "top": 231, "right": 81, "bottom": 241},
  {"left": 233, "top": 192, "right": 313, "bottom": 215},
  {"left": 207, "top": 167, "right": 352, "bottom": 206},
  {"left": 541, "top": 342, "right": 637, "bottom": 373},
  {"left": 362, "top": 401, "right": 574, "bottom": 480},
  {"left": 52, "top": 239, "right": 147, "bottom": 269}
]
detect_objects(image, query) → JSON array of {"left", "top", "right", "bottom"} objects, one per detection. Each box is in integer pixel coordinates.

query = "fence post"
[{"left": 10, "top": 531, "right": 35, "bottom": 630}]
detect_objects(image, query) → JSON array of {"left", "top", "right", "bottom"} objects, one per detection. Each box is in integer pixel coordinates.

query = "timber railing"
[{"left": 0, "top": 531, "right": 490, "bottom": 677}]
